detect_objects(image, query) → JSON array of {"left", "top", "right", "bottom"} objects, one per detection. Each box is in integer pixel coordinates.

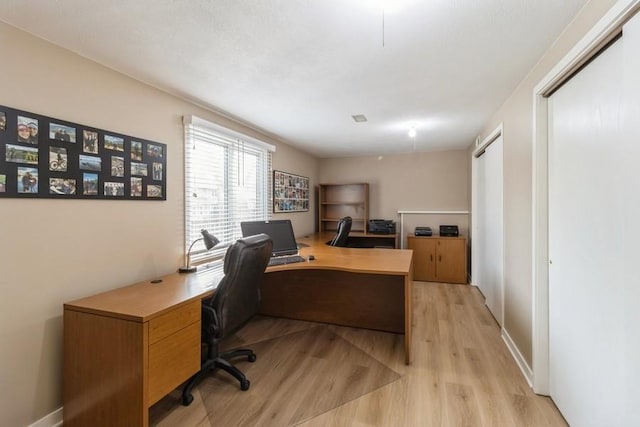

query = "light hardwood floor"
[{"left": 149, "top": 282, "right": 567, "bottom": 426}]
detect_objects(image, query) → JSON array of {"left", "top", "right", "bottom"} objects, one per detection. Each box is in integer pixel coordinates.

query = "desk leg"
[{"left": 404, "top": 272, "right": 412, "bottom": 365}]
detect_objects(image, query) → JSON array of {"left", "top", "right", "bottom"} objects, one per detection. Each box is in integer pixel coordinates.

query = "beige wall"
[
  {"left": 476, "top": 0, "right": 617, "bottom": 366},
  {"left": 319, "top": 150, "right": 469, "bottom": 243},
  {"left": 0, "top": 22, "right": 318, "bottom": 426},
  {"left": 272, "top": 143, "right": 318, "bottom": 236}
]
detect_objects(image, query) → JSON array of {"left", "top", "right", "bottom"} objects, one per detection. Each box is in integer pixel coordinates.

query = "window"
[{"left": 183, "top": 115, "right": 274, "bottom": 265}]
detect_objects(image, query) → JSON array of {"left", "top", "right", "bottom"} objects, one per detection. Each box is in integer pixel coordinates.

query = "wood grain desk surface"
[
  {"left": 276, "top": 232, "right": 412, "bottom": 275},
  {"left": 64, "top": 268, "right": 221, "bottom": 322},
  {"left": 64, "top": 231, "right": 413, "bottom": 322}
]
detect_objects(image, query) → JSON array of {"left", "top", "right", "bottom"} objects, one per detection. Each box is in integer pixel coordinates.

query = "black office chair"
[
  {"left": 182, "top": 233, "right": 273, "bottom": 406},
  {"left": 329, "top": 216, "right": 352, "bottom": 247}
]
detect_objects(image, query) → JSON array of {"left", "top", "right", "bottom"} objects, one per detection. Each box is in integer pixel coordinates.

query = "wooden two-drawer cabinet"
[
  {"left": 407, "top": 235, "right": 467, "bottom": 284},
  {"left": 63, "top": 283, "right": 205, "bottom": 427}
]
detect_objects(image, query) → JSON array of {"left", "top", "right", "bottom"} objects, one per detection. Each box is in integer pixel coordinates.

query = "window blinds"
[{"left": 183, "top": 115, "right": 274, "bottom": 266}]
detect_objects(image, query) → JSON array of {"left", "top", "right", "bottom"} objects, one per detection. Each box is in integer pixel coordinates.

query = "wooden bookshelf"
[{"left": 318, "top": 183, "right": 369, "bottom": 232}]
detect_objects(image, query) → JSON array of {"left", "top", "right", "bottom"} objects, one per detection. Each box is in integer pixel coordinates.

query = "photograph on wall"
[
  {"left": 147, "top": 184, "right": 162, "bottom": 198},
  {"left": 49, "top": 178, "right": 76, "bottom": 195},
  {"left": 0, "top": 105, "right": 167, "bottom": 200},
  {"left": 83, "top": 173, "right": 98, "bottom": 195},
  {"left": 131, "top": 162, "right": 147, "bottom": 176},
  {"left": 131, "top": 141, "right": 143, "bottom": 161},
  {"left": 104, "top": 182, "right": 124, "bottom": 197},
  {"left": 83, "top": 130, "right": 99, "bottom": 154},
  {"left": 104, "top": 135, "right": 124, "bottom": 151},
  {"left": 49, "top": 123, "right": 76, "bottom": 143},
  {"left": 6, "top": 144, "right": 38, "bottom": 165},
  {"left": 273, "top": 170, "right": 309, "bottom": 213},
  {"left": 111, "top": 156, "right": 124, "bottom": 177},
  {"left": 131, "top": 177, "right": 142, "bottom": 197},
  {"left": 17, "top": 167, "right": 38, "bottom": 193},
  {"left": 49, "top": 147, "right": 68, "bottom": 172},
  {"left": 17, "top": 116, "right": 38, "bottom": 145},
  {"left": 147, "top": 143, "right": 163, "bottom": 158},
  {"left": 152, "top": 162, "right": 162, "bottom": 180},
  {"left": 79, "top": 154, "right": 102, "bottom": 171}
]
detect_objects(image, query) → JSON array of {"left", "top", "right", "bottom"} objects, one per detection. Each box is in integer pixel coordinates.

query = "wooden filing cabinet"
[
  {"left": 407, "top": 235, "right": 467, "bottom": 284},
  {"left": 63, "top": 296, "right": 202, "bottom": 427}
]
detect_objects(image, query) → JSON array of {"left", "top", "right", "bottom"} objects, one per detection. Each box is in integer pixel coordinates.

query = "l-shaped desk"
[{"left": 63, "top": 232, "right": 413, "bottom": 427}]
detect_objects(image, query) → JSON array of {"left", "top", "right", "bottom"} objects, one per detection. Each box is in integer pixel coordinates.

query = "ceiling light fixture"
[
  {"left": 408, "top": 126, "right": 417, "bottom": 152},
  {"left": 352, "top": 114, "right": 368, "bottom": 123}
]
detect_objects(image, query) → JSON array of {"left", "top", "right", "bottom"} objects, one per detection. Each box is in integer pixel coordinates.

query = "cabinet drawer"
[
  {"left": 148, "top": 320, "right": 201, "bottom": 405},
  {"left": 149, "top": 300, "right": 200, "bottom": 345}
]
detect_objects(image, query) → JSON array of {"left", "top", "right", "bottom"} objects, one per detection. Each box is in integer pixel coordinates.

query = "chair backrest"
[
  {"left": 209, "top": 233, "right": 273, "bottom": 338},
  {"left": 330, "top": 216, "right": 352, "bottom": 247}
]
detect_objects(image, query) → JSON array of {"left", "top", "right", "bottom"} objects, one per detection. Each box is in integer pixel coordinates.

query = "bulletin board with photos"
[
  {"left": 0, "top": 105, "right": 166, "bottom": 200},
  {"left": 273, "top": 170, "right": 309, "bottom": 212}
]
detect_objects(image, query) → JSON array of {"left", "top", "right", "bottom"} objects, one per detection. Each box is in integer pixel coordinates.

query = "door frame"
[
  {"left": 471, "top": 123, "right": 504, "bottom": 326},
  {"left": 531, "top": 0, "right": 640, "bottom": 395}
]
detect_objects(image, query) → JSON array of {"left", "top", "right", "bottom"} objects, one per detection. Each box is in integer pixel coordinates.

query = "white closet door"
[
  {"left": 548, "top": 13, "right": 640, "bottom": 426},
  {"left": 474, "top": 149, "right": 487, "bottom": 298},
  {"left": 622, "top": 14, "right": 640, "bottom": 424},
  {"left": 475, "top": 136, "right": 504, "bottom": 325}
]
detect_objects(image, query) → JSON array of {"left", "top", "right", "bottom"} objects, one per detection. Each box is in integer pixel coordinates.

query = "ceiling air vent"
[{"left": 352, "top": 114, "right": 367, "bottom": 123}]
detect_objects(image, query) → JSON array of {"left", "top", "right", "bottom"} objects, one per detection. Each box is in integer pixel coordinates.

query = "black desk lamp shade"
[{"left": 179, "top": 229, "right": 219, "bottom": 273}]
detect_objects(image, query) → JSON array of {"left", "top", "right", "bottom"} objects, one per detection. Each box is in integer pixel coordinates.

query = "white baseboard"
[
  {"left": 502, "top": 328, "right": 533, "bottom": 388},
  {"left": 28, "top": 407, "right": 62, "bottom": 427}
]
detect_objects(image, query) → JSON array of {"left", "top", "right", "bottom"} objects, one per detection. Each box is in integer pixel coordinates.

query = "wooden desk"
[
  {"left": 63, "top": 233, "right": 413, "bottom": 426},
  {"left": 346, "top": 231, "right": 399, "bottom": 248},
  {"left": 263, "top": 232, "right": 413, "bottom": 362}
]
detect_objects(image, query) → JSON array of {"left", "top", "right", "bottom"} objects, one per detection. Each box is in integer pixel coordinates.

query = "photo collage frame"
[
  {"left": 273, "top": 170, "right": 309, "bottom": 212},
  {"left": 0, "top": 105, "right": 166, "bottom": 200}
]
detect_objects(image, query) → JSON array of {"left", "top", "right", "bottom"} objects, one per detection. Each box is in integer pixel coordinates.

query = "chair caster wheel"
[
  {"left": 248, "top": 353, "right": 257, "bottom": 363},
  {"left": 182, "top": 393, "right": 194, "bottom": 406},
  {"left": 241, "top": 379, "right": 250, "bottom": 391}
]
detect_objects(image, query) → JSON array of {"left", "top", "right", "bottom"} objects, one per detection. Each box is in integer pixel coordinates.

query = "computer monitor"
[{"left": 240, "top": 219, "right": 298, "bottom": 257}]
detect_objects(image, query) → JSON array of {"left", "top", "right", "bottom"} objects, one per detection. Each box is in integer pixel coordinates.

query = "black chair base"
[{"left": 182, "top": 348, "right": 256, "bottom": 406}]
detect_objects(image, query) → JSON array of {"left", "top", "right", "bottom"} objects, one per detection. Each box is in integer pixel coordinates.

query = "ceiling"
[{"left": 0, "top": 0, "right": 588, "bottom": 158}]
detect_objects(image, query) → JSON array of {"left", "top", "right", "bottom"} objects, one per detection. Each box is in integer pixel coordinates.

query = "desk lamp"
[{"left": 179, "top": 229, "right": 219, "bottom": 273}]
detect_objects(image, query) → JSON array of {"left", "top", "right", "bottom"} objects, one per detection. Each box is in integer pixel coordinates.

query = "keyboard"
[{"left": 268, "top": 255, "right": 306, "bottom": 266}]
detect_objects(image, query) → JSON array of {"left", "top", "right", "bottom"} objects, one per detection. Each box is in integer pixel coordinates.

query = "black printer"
[
  {"left": 368, "top": 219, "right": 396, "bottom": 234},
  {"left": 414, "top": 227, "right": 432, "bottom": 236},
  {"left": 439, "top": 225, "right": 459, "bottom": 237}
]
